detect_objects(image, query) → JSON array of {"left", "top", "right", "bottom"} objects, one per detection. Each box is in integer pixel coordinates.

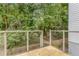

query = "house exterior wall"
[{"left": 69, "top": 3, "right": 79, "bottom": 56}]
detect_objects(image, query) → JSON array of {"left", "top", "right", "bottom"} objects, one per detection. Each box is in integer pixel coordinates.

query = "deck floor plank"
[{"left": 16, "top": 46, "right": 68, "bottom": 56}]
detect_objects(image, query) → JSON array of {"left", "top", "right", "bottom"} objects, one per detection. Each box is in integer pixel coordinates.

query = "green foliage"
[
  {"left": 0, "top": 3, "right": 68, "bottom": 30},
  {"left": 7, "top": 33, "right": 26, "bottom": 49},
  {"left": 0, "top": 3, "right": 68, "bottom": 49}
]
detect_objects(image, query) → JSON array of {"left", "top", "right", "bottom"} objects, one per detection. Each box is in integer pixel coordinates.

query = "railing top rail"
[
  {"left": 50, "top": 30, "right": 79, "bottom": 32},
  {"left": 50, "top": 30, "right": 68, "bottom": 32},
  {"left": 50, "top": 30, "right": 79, "bottom": 33},
  {"left": 0, "top": 30, "right": 43, "bottom": 33},
  {"left": 1, "top": 30, "right": 79, "bottom": 33}
]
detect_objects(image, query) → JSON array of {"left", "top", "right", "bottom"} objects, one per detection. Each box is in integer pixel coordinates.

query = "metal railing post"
[
  {"left": 63, "top": 30, "right": 65, "bottom": 52},
  {"left": 3, "top": 31, "right": 7, "bottom": 56},
  {"left": 27, "top": 31, "right": 29, "bottom": 51},
  {"left": 49, "top": 30, "right": 52, "bottom": 46},
  {"left": 40, "top": 31, "right": 43, "bottom": 48}
]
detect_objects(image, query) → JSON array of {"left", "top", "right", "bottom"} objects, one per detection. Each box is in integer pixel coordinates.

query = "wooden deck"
[{"left": 16, "top": 46, "right": 68, "bottom": 56}]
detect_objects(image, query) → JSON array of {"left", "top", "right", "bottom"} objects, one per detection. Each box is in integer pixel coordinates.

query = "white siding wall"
[
  {"left": 69, "top": 3, "right": 79, "bottom": 31},
  {"left": 69, "top": 3, "right": 79, "bottom": 55},
  {"left": 69, "top": 3, "right": 79, "bottom": 43}
]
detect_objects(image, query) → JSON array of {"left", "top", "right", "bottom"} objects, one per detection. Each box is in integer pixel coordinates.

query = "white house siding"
[{"left": 69, "top": 3, "right": 79, "bottom": 56}]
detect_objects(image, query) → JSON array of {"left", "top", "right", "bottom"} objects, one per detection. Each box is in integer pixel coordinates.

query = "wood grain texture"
[{"left": 17, "top": 46, "right": 68, "bottom": 56}]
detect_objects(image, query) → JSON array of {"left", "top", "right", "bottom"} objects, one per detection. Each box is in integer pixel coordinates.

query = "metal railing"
[
  {"left": 0, "top": 30, "right": 43, "bottom": 56},
  {"left": 0, "top": 30, "right": 69, "bottom": 56},
  {"left": 49, "top": 30, "right": 68, "bottom": 52}
]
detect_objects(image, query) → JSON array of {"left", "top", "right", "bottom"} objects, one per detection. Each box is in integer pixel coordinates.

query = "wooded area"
[
  {"left": 0, "top": 3, "right": 68, "bottom": 55},
  {"left": 0, "top": 3, "right": 68, "bottom": 31}
]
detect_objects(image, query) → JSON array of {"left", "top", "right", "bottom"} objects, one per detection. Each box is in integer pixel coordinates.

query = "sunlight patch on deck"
[{"left": 16, "top": 46, "right": 68, "bottom": 56}]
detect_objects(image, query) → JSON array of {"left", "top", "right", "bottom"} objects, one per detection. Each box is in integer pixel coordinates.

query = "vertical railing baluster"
[
  {"left": 49, "top": 30, "right": 52, "bottom": 46},
  {"left": 40, "top": 31, "right": 43, "bottom": 48},
  {"left": 3, "top": 31, "right": 7, "bottom": 56},
  {"left": 63, "top": 30, "right": 65, "bottom": 52},
  {"left": 27, "top": 31, "right": 29, "bottom": 51}
]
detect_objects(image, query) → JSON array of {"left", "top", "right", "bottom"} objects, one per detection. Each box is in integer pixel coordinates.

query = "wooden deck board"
[{"left": 16, "top": 46, "right": 68, "bottom": 56}]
